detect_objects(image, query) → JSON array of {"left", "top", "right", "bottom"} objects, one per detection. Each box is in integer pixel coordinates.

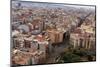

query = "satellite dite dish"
[{"left": 11, "top": 0, "right": 96, "bottom": 67}]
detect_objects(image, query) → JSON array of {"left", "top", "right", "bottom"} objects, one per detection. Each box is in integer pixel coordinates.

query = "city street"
[{"left": 46, "top": 38, "right": 70, "bottom": 63}]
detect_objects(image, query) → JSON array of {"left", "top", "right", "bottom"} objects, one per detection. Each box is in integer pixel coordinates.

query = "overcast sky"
[{"left": 12, "top": 0, "right": 95, "bottom": 10}]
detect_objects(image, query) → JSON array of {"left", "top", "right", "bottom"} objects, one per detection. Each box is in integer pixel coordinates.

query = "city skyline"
[{"left": 11, "top": 0, "right": 96, "bottom": 66}]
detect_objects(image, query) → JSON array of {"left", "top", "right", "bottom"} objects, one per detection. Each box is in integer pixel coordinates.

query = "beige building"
[
  {"left": 70, "top": 28, "right": 95, "bottom": 50},
  {"left": 47, "top": 29, "right": 64, "bottom": 44}
]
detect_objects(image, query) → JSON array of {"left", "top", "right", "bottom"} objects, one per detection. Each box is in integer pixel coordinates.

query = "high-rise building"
[{"left": 47, "top": 29, "right": 64, "bottom": 44}]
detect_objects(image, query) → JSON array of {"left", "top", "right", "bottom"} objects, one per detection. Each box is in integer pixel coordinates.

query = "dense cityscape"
[{"left": 11, "top": 1, "right": 96, "bottom": 66}]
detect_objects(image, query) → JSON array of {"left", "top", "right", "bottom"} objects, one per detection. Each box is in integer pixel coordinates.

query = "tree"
[
  {"left": 87, "top": 55, "right": 93, "bottom": 61},
  {"left": 28, "top": 57, "right": 32, "bottom": 65},
  {"left": 73, "top": 49, "right": 87, "bottom": 57},
  {"left": 60, "top": 52, "right": 81, "bottom": 63}
]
